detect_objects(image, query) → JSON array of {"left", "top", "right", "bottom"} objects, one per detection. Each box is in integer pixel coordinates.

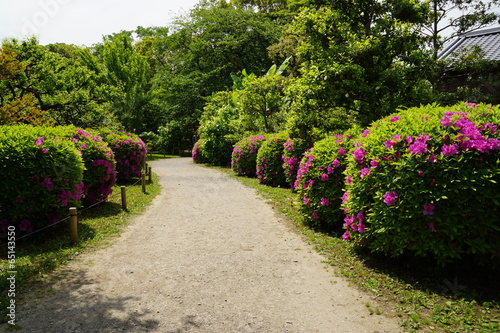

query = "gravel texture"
[{"left": 4, "top": 157, "right": 403, "bottom": 333}]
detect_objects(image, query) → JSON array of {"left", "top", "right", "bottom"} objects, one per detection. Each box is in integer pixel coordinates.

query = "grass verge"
[
  {"left": 215, "top": 166, "right": 500, "bottom": 333},
  {"left": 0, "top": 172, "right": 161, "bottom": 326}
]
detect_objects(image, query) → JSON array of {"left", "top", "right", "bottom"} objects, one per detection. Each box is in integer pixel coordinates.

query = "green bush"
[
  {"left": 0, "top": 125, "right": 84, "bottom": 232},
  {"left": 342, "top": 103, "right": 500, "bottom": 265},
  {"left": 101, "top": 131, "right": 147, "bottom": 181},
  {"left": 198, "top": 110, "right": 236, "bottom": 166},
  {"left": 296, "top": 130, "right": 358, "bottom": 231},
  {"left": 231, "top": 134, "right": 268, "bottom": 177},
  {"left": 256, "top": 133, "right": 289, "bottom": 187},
  {"left": 192, "top": 139, "right": 207, "bottom": 164},
  {"left": 282, "top": 137, "right": 309, "bottom": 189}
]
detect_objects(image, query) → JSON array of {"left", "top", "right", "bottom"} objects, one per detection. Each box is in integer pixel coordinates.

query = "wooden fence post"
[
  {"left": 121, "top": 186, "right": 127, "bottom": 210},
  {"left": 69, "top": 207, "right": 78, "bottom": 245},
  {"left": 148, "top": 167, "right": 152, "bottom": 182},
  {"left": 142, "top": 172, "right": 146, "bottom": 193}
]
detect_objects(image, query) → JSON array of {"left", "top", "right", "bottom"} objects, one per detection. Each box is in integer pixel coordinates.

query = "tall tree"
[
  {"left": 150, "top": 2, "right": 282, "bottom": 149},
  {"left": 0, "top": 38, "right": 115, "bottom": 127},
  {"left": 284, "top": 0, "right": 431, "bottom": 136},
  {"left": 100, "top": 32, "right": 151, "bottom": 132}
]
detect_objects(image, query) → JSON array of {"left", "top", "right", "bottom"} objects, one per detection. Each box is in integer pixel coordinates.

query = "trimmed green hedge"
[{"left": 0, "top": 125, "right": 84, "bottom": 232}]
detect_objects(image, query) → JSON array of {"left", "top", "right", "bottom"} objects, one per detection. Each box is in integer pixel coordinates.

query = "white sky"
[{"left": 0, "top": 0, "right": 201, "bottom": 46}]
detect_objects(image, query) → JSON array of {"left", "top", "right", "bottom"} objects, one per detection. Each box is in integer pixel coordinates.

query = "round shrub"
[
  {"left": 71, "top": 129, "right": 116, "bottom": 204},
  {"left": 192, "top": 139, "right": 207, "bottom": 164},
  {"left": 101, "top": 131, "right": 147, "bottom": 181},
  {"left": 282, "top": 137, "right": 309, "bottom": 189},
  {"left": 256, "top": 133, "right": 289, "bottom": 187},
  {"left": 342, "top": 103, "right": 500, "bottom": 265},
  {"left": 0, "top": 125, "right": 84, "bottom": 232},
  {"left": 296, "top": 130, "right": 357, "bottom": 231},
  {"left": 231, "top": 134, "right": 267, "bottom": 177}
]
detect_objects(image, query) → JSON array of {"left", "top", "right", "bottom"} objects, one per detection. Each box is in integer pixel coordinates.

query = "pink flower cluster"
[{"left": 342, "top": 211, "right": 366, "bottom": 240}]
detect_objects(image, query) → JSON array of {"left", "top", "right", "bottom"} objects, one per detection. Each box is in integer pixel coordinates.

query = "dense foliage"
[
  {"left": 100, "top": 131, "right": 147, "bottom": 181},
  {"left": 295, "top": 131, "right": 357, "bottom": 231},
  {"left": 282, "top": 137, "right": 309, "bottom": 188},
  {"left": 0, "top": 126, "right": 84, "bottom": 232},
  {"left": 342, "top": 103, "right": 500, "bottom": 265},
  {"left": 256, "top": 133, "right": 288, "bottom": 186},
  {"left": 231, "top": 134, "right": 268, "bottom": 177}
]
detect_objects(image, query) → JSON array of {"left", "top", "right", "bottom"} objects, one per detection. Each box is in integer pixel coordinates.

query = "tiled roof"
[{"left": 438, "top": 27, "right": 500, "bottom": 61}]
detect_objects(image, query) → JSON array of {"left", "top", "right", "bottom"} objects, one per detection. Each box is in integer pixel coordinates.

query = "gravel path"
[{"left": 4, "top": 157, "right": 403, "bottom": 333}]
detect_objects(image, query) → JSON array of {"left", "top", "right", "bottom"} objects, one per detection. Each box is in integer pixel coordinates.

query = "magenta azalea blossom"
[
  {"left": 383, "top": 191, "right": 398, "bottom": 206},
  {"left": 423, "top": 203, "right": 435, "bottom": 215},
  {"left": 441, "top": 144, "right": 459, "bottom": 156},
  {"left": 408, "top": 142, "right": 428, "bottom": 154},
  {"left": 391, "top": 116, "right": 401, "bottom": 122},
  {"left": 312, "top": 211, "right": 319, "bottom": 219},
  {"left": 342, "top": 231, "right": 351, "bottom": 241},
  {"left": 353, "top": 148, "right": 367, "bottom": 164},
  {"left": 320, "top": 174, "right": 329, "bottom": 181},
  {"left": 359, "top": 168, "right": 370, "bottom": 177},
  {"left": 320, "top": 198, "right": 330, "bottom": 206},
  {"left": 35, "top": 137, "right": 44, "bottom": 147}
]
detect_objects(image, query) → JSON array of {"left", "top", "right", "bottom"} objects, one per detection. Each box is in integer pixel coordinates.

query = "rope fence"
[{"left": 1, "top": 165, "right": 152, "bottom": 247}]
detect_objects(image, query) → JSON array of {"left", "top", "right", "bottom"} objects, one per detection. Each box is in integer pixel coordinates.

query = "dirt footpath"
[{"left": 5, "top": 157, "right": 403, "bottom": 332}]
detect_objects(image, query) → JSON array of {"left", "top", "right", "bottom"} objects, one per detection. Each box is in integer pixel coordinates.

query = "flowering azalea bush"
[
  {"left": 192, "top": 139, "right": 207, "bottom": 164},
  {"left": 282, "top": 137, "right": 309, "bottom": 189},
  {"left": 71, "top": 129, "right": 116, "bottom": 204},
  {"left": 231, "top": 134, "right": 267, "bottom": 177},
  {"left": 342, "top": 103, "right": 500, "bottom": 265},
  {"left": 256, "top": 133, "right": 288, "bottom": 187},
  {"left": 296, "top": 130, "right": 358, "bottom": 231},
  {"left": 101, "top": 131, "right": 147, "bottom": 180},
  {"left": 0, "top": 125, "right": 84, "bottom": 232}
]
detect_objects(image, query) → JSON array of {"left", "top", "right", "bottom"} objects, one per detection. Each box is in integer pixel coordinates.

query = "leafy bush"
[
  {"left": 101, "top": 131, "right": 147, "bottom": 180},
  {"left": 71, "top": 129, "right": 116, "bottom": 204},
  {"left": 256, "top": 133, "right": 289, "bottom": 186},
  {"left": 296, "top": 131, "right": 358, "bottom": 231},
  {"left": 0, "top": 125, "right": 84, "bottom": 232},
  {"left": 192, "top": 139, "right": 207, "bottom": 164},
  {"left": 342, "top": 103, "right": 500, "bottom": 265},
  {"left": 231, "top": 134, "right": 267, "bottom": 177},
  {"left": 282, "top": 137, "right": 309, "bottom": 189},
  {"left": 197, "top": 106, "right": 237, "bottom": 166}
]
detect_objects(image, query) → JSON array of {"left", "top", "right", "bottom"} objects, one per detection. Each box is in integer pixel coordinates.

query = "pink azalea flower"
[
  {"left": 359, "top": 168, "right": 370, "bottom": 177},
  {"left": 41, "top": 178, "right": 54, "bottom": 191},
  {"left": 312, "top": 211, "right": 319, "bottom": 219},
  {"left": 320, "top": 174, "right": 329, "bottom": 181},
  {"left": 342, "top": 231, "right": 351, "bottom": 241},
  {"left": 353, "top": 148, "right": 367, "bottom": 164},
  {"left": 370, "top": 160, "right": 378, "bottom": 168},
  {"left": 391, "top": 116, "right": 401, "bottom": 122},
  {"left": 441, "top": 144, "right": 459, "bottom": 157},
  {"left": 338, "top": 148, "right": 347, "bottom": 155},
  {"left": 408, "top": 142, "right": 428, "bottom": 154},
  {"left": 35, "top": 137, "right": 44, "bottom": 147},
  {"left": 423, "top": 203, "right": 435, "bottom": 215},
  {"left": 383, "top": 191, "right": 398, "bottom": 206},
  {"left": 320, "top": 198, "right": 330, "bottom": 206}
]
